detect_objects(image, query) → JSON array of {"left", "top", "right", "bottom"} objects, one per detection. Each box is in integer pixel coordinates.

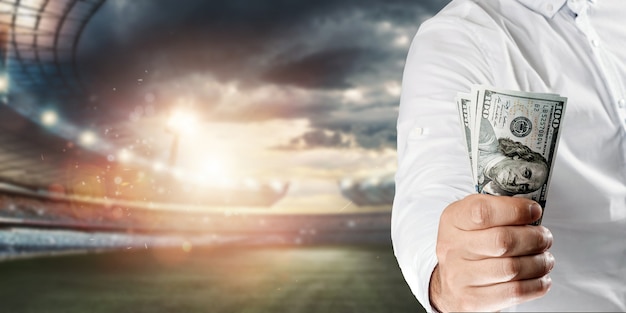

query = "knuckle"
[
  {"left": 514, "top": 201, "right": 530, "bottom": 220},
  {"left": 493, "top": 228, "right": 515, "bottom": 256},
  {"left": 435, "top": 244, "right": 449, "bottom": 263},
  {"left": 440, "top": 202, "right": 461, "bottom": 226},
  {"left": 469, "top": 197, "right": 491, "bottom": 227},
  {"left": 506, "top": 281, "right": 526, "bottom": 299},
  {"left": 501, "top": 258, "right": 521, "bottom": 280},
  {"left": 435, "top": 238, "right": 457, "bottom": 265},
  {"left": 509, "top": 199, "right": 537, "bottom": 223}
]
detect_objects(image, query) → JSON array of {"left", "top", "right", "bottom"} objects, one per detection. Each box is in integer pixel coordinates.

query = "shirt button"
[
  {"left": 619, "top": 99, "right": 626, "bottom": 108},
  {"left": 591, "top": 39, "right": 599, "bottom": 47},
  {"left": 546, "top": 3, "right": 554, "bottom": 11}
]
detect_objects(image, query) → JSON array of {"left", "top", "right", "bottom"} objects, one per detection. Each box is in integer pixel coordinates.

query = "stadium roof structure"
[
  {"left": 0, "top": 104, "right": 106, "bottom": 190},
  {"left": 0, "top": 0, "right": 107, "bottom": 191},
  {"left": 1, "top": 0, "right": 105, "bottom": 98}
]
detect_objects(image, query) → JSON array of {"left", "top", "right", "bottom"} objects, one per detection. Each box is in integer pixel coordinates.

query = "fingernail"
[{"left": 530, "top": 203, "right": 543, "bottom": 221}]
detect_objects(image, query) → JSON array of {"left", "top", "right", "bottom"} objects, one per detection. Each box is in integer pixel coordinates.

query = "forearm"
[
  {"left": 392, "top": 6, "right": 494, "bottom": 311},
  {"left": 392, "top": 143, "right": 472, "bottom": 312}
]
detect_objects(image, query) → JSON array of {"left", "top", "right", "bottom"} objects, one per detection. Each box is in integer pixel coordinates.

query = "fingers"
[
  {"left": 463, "top": 275, "right": 552, "bottom": 312},
  {"left": 433, "top": 195, "right": 553, "bottom": 312},
  {"left": 456, "top": 252, "right": 555, "bottom": 286},
  {"left": 445, "top": 194, "right": 542, "bottom": 231},
  {"left": 434, "top": 248, "right": 555, "bottom": 312},
  {"left": 463, "top": 225, "right": 553, "bottom": 259}
]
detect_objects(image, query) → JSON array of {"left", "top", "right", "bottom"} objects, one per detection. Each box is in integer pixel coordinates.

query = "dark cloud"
[
  {"left": 351, "top": 124, "right": 397, "bottom": 150},
  {"left": 209, "top": 93, "right": 338, "bottom": 122},
  {"left": 69, "top": 0, "right": 448, "bottom": 148},
  {"left": 276, "top": 130, "right": 352, "bottom": 150},
  {"left": 280, "top": 125, "right": 396, "bottom": 151},
  {"left": 262, "top": 47, "right": 375, "bottom": 89},
  {"left": 276, "top": 106, "right": 398, "bottom": 150},
  {"left": 315, "top": 106, "right": 399, "bottom": 150},
  {"left": 77, "top": 0, "right": 446, "bottom": 98}
]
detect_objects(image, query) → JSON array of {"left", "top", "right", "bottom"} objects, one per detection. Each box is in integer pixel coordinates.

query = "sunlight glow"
[
  {"left": 167, "top": 109, "right": 198, "bottom": 135},
  {"left": 173, "top": 168, "right": 184, "bottom": 179},
  {"left": 243, "top": 178, "right": 259, "bottom": 190},
  {"left": 153, "top": 162, "right": 164, "bottom": 172},
  {"left": 201, "top": 157, "right": 230, "bottom": 176}
]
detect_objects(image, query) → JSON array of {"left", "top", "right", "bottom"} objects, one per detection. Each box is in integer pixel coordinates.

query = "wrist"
[{"left": 429, "top": 264, "right": 445, "bottom": 313}]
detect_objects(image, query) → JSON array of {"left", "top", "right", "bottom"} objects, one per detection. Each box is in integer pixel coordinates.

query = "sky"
[{"left": 12, "top": 0, "right": 450, "bottom": 212}]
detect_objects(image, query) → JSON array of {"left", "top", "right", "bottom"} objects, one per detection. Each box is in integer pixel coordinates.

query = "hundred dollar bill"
[
  {"left": 455, "top": 93, "right": 475, "bottom": 183},
  {"left": 469, "top": 85, "right": 567, "bottom": 225}
]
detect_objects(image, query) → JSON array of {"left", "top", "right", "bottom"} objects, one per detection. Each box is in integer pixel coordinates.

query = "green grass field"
[{"left": 0, "top": 244, "right": 425, "bottom": 313}]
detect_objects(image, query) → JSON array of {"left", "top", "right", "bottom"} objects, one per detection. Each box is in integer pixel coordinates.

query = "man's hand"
[{"left": 430, "top": 194, "right": 554, "bottom": 312}]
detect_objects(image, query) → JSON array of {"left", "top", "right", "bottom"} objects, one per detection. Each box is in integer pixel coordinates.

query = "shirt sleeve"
[{"left": 391, "top": 8, "right": 494, "bottom": 312}]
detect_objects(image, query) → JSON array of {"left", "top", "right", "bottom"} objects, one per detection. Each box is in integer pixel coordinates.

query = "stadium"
[{"left": 0, "top": 0, "right": 444, "bottom": 312}]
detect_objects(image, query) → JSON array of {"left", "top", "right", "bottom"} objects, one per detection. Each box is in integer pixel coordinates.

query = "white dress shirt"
[{"left": 392, "top": 0, "right": 626, "bottom": 311}]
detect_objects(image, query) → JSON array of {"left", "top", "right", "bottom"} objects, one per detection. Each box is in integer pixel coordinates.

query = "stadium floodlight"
[
  {"left": 0, "top": 75, "right": 8, "bottom": 93},
  {"left": 79, "top": 131, "right": 97, "bottom": 146},
  {"left": 166, "top": 109, "right": 197, "bottom": 135},
  {"left": 41, "top": 110, "right": 58, "bottom": 126},
  {"left": 166, "top": 109, "right": 198, "bottom": 167}
]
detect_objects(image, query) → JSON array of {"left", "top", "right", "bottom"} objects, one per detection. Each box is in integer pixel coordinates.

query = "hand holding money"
[
  {"left": 430, "top": 195, "right": 554, "bottom": 312},
  {"left": 429, "top": 86, "right": 565, "bottom": 312}
]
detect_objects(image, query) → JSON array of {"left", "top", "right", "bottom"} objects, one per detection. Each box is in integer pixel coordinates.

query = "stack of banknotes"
[{"left": 456, "top": 85, "right": 567, "bottom": 225}]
